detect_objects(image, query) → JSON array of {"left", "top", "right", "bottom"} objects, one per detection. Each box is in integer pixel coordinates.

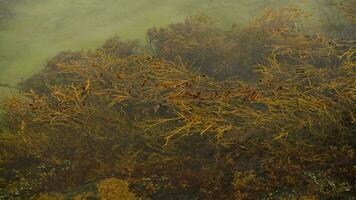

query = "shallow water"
[
  {"left": 0, "top": 0, "right": 340, "bottom": 97},
  {"left": 0, "top": 1, "right": 355, "bottom": 199},
  {"left": 0, "top": 0, "right": 264, "bottom": 96}
]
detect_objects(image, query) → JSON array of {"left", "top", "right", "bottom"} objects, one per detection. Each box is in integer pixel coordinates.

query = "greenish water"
[
  {"left": 0, "top": 0, "right": 348, "bottom": 97},
  {"left": 0, "top": 1, "right": 355, "bottom": 199}
]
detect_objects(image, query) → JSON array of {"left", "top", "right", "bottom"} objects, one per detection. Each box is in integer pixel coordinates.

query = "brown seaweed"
[{"left": 0, "top": 6, "right": 355, "bottom": 200}]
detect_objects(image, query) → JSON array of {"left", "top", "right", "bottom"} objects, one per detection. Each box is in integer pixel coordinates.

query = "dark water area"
[{"left": 0, "top": 0, "right": 355, "bottom": 199}]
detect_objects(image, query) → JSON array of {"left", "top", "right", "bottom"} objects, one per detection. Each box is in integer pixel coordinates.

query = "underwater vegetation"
[
  {"left": 337, "top": 0, "right": 356, "bottom": 23},
  {"left": 0, "top": 5, "right": 355, "bottom": 200}
]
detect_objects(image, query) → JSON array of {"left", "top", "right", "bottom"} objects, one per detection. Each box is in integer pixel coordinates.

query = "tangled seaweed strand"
[
  {"left": 0, "top": 6, "right": 355, "bottom": 200},
  {"left": 97, "top": 178, "right": 139, "bottom": 200},
  {"left": 337, "top": 0, "right": 356, "bottom": 23}
]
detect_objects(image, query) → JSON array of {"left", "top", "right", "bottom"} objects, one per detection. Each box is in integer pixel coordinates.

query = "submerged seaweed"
[{"left": 0, "top": 5, "right": 355, "bottom": 200}]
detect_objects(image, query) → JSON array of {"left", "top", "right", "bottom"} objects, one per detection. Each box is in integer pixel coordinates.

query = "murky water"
[
  {"left": 0, "top": 0, "right": 270, "bottom": 96},
  {"left": 1, "top": 0, "right": 348, "bottom": 97},
  {"left": 0, "top": 0, "right": 355, "bottom": 199}
]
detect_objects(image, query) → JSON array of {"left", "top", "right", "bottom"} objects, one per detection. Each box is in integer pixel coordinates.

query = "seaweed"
[
  {"left": 0, "top": 6, "right": 355, "bottom": 200},
  {"left": 338, "top": 0, "right": 356, "bottom": 23}
]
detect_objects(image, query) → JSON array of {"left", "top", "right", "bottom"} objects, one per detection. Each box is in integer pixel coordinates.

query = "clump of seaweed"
[
  {"left": 100, "top": 36, "right": 141, "bottom": 57},
  {"left": 18, "top": 36, "right": 141, "bottom": 94},
  {"left": 97, "top": 178, "right": 139, "bottom": 200},
  {"left": 338, "top": 0, "right": 356, "bottom": 23},
  {"left": 0, "top": 5, "right": 355, "bottom": 200},
  {"left": 146, "top": 7, "right": 325, "bottom": 81},
  {"left": 31, "top": 192, "right": 65, "bottom": 200},
  {"left": 233, "top": 171, "right": 269, "bottom": 200},
  {"left": 147, "top": 14, "right": 231, "bottom": 78}
]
